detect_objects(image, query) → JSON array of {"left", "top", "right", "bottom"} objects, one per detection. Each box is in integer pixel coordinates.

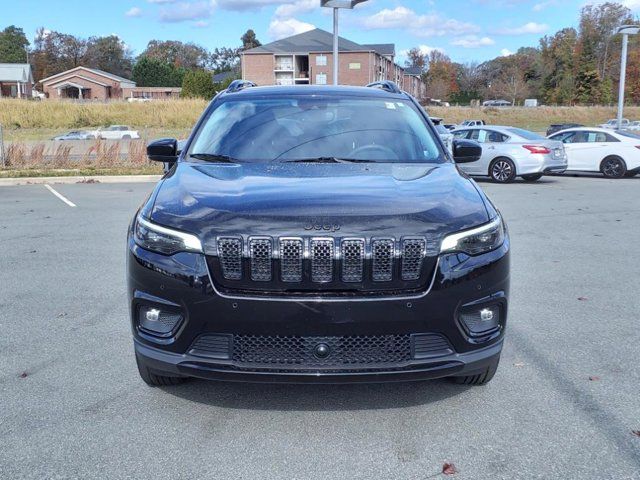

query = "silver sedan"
[{"left": 452, "top": 126, "right": 567, "bottom": 183}]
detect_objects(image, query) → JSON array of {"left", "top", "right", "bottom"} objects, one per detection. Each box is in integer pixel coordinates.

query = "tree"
[
  {"left": 209, "top": 47, "right": 241, "bottom": 73},
  {"left": 140, "top": 40, "right": 208, "bottom": 69},
  {"left": 181, "top": 70, "right": 216, "bottom": 99},
  {"left": 133, "top": 57, "right": 185, "bottom": 87},
  {"left": 241, "top": 29, "right": 261, "bottom": 51},
  {"left": 424, "top": 51, "right": 459, "bottom": 100},
  {"left": 0, "top": 25, "right": 29, "bottom": 63},
  {"left": 31, "top": 29, "right": 88, "bottom": 81},
  {"left": 84, "top": 35, "right": 133, "bottom": 78},
  {"left": 404, "top": 47, "right": 427, "bottom": 72}
]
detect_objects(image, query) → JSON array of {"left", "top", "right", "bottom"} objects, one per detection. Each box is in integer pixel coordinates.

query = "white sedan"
[
  {"left": 92, "top": 125, "right": 140, "bottom": 140},
  {"left": 548, "top": 127, "right": 640, "bottom": 178}
]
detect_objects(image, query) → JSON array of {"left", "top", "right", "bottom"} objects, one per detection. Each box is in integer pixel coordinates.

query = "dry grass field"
[
  {"left": 1, "top": 98, "right": 639, "bottom": 138},
  {"left": 2, "top": 99, "right": 640, "bottom": 177}
]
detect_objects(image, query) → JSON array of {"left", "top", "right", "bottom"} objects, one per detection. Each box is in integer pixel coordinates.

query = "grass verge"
[{"left": 0, "top": 166, "right": 163, "bottom": 178}]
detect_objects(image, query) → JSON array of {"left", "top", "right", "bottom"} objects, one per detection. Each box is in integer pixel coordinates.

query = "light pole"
[
  {"left": 616, "top": 25, "right": 640, "bottom": 130},
  {"left": 321, "top": 1, "right": 368, "bottom": 85}
]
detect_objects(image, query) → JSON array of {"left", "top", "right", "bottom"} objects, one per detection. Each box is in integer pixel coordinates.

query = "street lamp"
[
  {"left": 321, "top": 0, "right": 369, "bottom": 85},
  {"left": 616, "top": 25, "right": 640, "bottom": 130}
]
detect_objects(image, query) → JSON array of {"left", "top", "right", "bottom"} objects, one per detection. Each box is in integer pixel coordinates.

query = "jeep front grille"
[
  {"left": 310, "top": 238, "right": 334, "bottom": 283},
  {"left": 372, "top": 239, "right": 394, "bottom": 282},
  {"left": 280, "top": 238, "right": 303, "bottom": 282},
  {"left": 208, "top": 235, "right": 437, "bottom": 295},
  {"left": 341, "top": 239, "right": 364, "bottom": 282},
  {"left": 217, "top": 237, "right": 242, "bottom": 280}
]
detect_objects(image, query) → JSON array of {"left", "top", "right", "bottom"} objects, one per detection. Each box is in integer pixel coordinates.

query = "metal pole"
[
  {"left": 617, "top": 33, "right": 629, "bottom": 130},
  {"left": 333, "top": 7, "right": 339, "bottom": 85}
]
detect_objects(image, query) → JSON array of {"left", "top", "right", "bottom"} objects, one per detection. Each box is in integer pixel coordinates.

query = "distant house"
[
  {"left": 241, "top": 28, "right": 426, "bottom": 100},
  {"left": 0, "top": 63, "right": 33, "bottom": 98},
  {"left": 41, "top": 66, "right": 181, "bottom": 100}
]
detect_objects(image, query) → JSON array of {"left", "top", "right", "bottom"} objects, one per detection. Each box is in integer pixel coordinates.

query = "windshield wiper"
[
  {"left": 284, "top": 157, "right": 375, "bottom": 164},
  {"left": 189, "top": 153, "right": 239, "bottom": 163}
]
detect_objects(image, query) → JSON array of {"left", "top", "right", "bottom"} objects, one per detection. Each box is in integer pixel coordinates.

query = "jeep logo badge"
[{"left": 304, "top": 220, "right": 341, "bottom": 232}]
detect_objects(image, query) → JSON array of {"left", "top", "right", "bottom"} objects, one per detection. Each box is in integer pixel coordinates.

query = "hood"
[{"left": 150, "top": 162, "right": 489, "bottom": 254}]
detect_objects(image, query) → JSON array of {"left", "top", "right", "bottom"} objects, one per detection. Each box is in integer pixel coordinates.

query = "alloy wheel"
[
  {"left": 602, "top": 158, "right": 624, "bottom": 178},
  {"left": 491, "top": 160, "right": 514, "bottom": 183}
]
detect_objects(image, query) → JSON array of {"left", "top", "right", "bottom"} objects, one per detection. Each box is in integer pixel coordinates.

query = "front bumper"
[
  {"left": 127, "top": 231, "right": 510, "bottom": 384},
  {"left": 135, "top": 337, "right": 503, "bottom": 384}
]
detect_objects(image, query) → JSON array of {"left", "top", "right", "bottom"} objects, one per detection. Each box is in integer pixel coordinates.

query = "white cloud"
[
  {"left": 158, "top": 0, "right": 215, "bottom": 22},
  {"left": 362, "top": 6, "right": 480, "bottom": 37},
  {"left": 532, "top": 1, "right": 555, "bottom": 11},
  {"left": 268, "top": 17, "right": 315, "bottom": 40},
  {"left": 125, "top": 7, "right": 143, "bottom": 17},
  {"left": 495, "top": 22, "right": 549, "bottom": 35},
  {"left": 216, "top": 0, "right": 287, "bottom": 11},
  {"left": 193, "top": 20, "right": 210, "bottom": 27},
  {"left": 500, "top": 48, "right": 514, "bottom": 56},
  {"left": 399, "top": 45, "right": 446, "bottom": 57},
  {"left": 451, "top": 36, "right": 495, "bottom": 48},
  {"left": 275, "top": 0, "right": 317, "bottom": 18}
]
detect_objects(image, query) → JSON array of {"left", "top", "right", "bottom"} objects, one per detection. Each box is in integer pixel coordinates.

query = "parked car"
[
  {"left": 129, "top": 81, "right": 510, "bottom": 387},
  {"left": 52, "top": 130, "right": 95, "bottom": 141},
  {"left": 625, "top": 120, "right": 640, "bottom": 131},
  {"left": 599, "top": 118, "right": 629, "bottom": 129},
  {"left": 92, "top": 125, "right": 140, "bottom": 140},
  {"left": 546, "top": 123, "right": 584, "bottom": 137},
  {"left": 435, "top": 124, "right": 454, "bottom": 153},
  {"left": 483, "top": 100, "right": 511, "bottom": 107},
  {"left": 459, "top": 120, "right": 486, "bottom": 127},
  {"left": 453, "top": 126, "right": 567, "bottom": 183},
  {"left": 548, "top": 127, "right": 640, "bottom": 178},
  {"left": 443, "top": 124, "right": 457, "bottom": 131}
]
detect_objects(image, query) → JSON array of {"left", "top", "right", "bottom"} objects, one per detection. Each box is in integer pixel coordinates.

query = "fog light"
[
  {"left": 460, "top": 305, "right": 501, "bottom": 337},
  {"left": 138, "top": 305, "right": 183, "bottom": 336}
]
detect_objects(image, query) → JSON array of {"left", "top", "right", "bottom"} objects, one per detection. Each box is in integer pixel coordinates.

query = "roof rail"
[
  {"left": 226, "top": 80, "right": 257, "bottom": 93},
  {"left": 365, "top": 81, "right": 402, "bottom": 94}
]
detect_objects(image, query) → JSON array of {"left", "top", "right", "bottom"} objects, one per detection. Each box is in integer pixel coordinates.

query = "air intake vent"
[
  {"left": 372, "top": 239, "right": 394, "bottom": 282},
  {"left": 279, "top": 238, "right": 303, "bottom": 282},
  {"left": 412, "top": 333, "right": 454, "bottom": 359},
  {"left": 218, "top": 237, "right": 243, "bottom": 280},
  {"left": 401, "top": 238, "right": 426, "bottom": 281},
  {"left": 311, "top": 239, "right": 334, "bottom": 283},
  {"left": 341, "top": 239, "right": 364, "bottom": 282},
  {"left": 189, "top": 334, "right": 232, "bottom": 359},
  {"left": 249, "top": 238, "right": 272, "bottom": 281}
]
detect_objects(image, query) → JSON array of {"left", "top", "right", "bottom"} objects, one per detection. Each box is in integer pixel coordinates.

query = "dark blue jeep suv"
[{"left": 127, "top": 81, "right": 510, "bottom": 386}]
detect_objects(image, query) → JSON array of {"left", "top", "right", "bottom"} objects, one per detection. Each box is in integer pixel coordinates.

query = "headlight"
[
  {"left": 440, "top": 215, "right": 505, "bottom": 256},
  {"left": 134, "top": 215, "right": 202, "bottom": 255}
]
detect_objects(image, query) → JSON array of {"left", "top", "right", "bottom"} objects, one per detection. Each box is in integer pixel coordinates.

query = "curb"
[{"left": 0, "top": 175, "right": 162, "bottom": 186}]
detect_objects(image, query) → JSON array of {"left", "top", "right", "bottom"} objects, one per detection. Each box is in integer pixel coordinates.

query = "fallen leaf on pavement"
[
  {"left": 632, "top": 430, "right": 640, "bottom": 437},
  {"left": 589, "top": 376, "right": 600, "bottom": 381},
  {"left": 442, "top": 462, "right": 458, "bottom": 475},
  {"left": 577, "top": 297, "right": 588, "bottom": 301},
  {"left": 514, "top": 362, "right": 525, "bottom": 367},
  {"left": 19, "top": 372, "right": 28, "bottom": 378}
]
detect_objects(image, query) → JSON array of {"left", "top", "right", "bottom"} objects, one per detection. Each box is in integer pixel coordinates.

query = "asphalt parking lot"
[{"left": 1, "top": 175, "right": 639, "bottom": 479}]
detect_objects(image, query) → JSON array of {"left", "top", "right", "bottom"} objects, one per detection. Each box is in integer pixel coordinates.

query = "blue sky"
[{"left": 11, "top": 0, "right": 640, "bottom": 64}]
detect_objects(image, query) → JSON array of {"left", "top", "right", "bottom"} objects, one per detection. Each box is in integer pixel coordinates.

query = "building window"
[
  {"left": 316, "top": 73, "right": 327, "bottom": 85},
  {"left": 349, "top": 63, "right": 361, "bottom": 70},
  {"left": 316, "top": 55, "right": 327, "bottom": 66}
]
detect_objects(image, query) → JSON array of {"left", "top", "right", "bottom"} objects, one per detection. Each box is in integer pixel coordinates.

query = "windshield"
[
  {"left": 506, "top": 128, "right": 545, "bottom": 140},
  {"left": 188, "top": 96, "right": 444, "bottom": 163}
]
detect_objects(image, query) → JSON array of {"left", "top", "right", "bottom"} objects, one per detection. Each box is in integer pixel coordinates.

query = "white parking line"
[{"left": 44, "top": 184, "right": 77, "bottom": 207}]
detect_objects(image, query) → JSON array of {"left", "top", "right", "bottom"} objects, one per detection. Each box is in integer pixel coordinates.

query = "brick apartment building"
[
  {"left": 241, "top": 29, "right": 426, "bottom": 100},
  {"left": 40, "top": 66, "right": 181, "bottom": 101}
]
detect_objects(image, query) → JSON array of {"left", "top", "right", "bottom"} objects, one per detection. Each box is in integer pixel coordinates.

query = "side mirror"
[
  {"left": 147, "top": 138, "right": 178, "bottom": 163},
  {"left": 452, "top": 139, "right": 482, "bottom": 163}
]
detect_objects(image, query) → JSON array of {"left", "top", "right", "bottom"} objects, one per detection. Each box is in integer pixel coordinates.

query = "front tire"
[
  {"left": 450, "top": 355, "right": 500, "bottom": 386},
  {"left": 489, "top": 158, "right": 517, "bottom": 183},
  {"left": 600, "top": 156, "right": 627, "bottom": 179},
  {"left": 522, "top": 173, "right": 543, "bottom": 182},
  {"left": 136, "top": 354, "right": 186, "bottom": 387}
]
